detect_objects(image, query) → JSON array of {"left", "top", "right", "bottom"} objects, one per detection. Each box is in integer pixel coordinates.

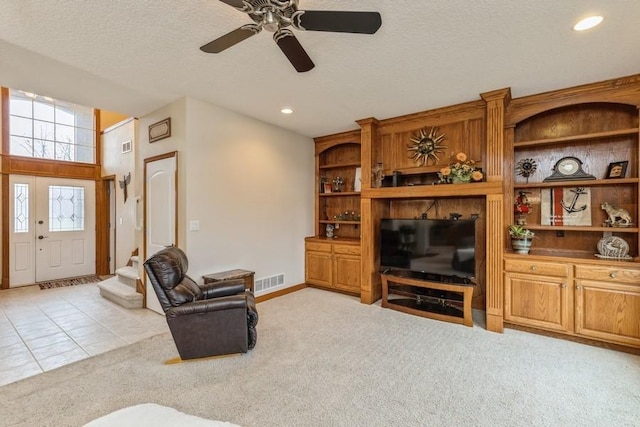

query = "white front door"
[
  {"left": 9, "top": 176, "right": 96, "bottom": 286},
  {"left": 145, "top": 153, "right": 177, "bottom": 314}
]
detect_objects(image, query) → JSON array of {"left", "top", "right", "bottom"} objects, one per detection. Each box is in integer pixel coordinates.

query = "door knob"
[{"left": 38, "top": 235, "right": 48, "bottom": 240}]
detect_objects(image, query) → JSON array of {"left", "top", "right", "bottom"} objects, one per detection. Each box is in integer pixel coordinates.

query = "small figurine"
[
  {"left": 325, "top": 224, "right": 335, "bottom": 239},
  {"left": 601, "top": 202, "right": 632, "bottom": 227}
]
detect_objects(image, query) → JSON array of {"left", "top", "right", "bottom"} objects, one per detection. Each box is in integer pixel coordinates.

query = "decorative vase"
[
  {"left": 511, "top": 238, "right": 533, "bottom": 254},
  {"left": 451, "top": 176, "right": 471, "bottom": 184},
  {"left": 515, "top": 214, "right": 527, "bottom": 225}
]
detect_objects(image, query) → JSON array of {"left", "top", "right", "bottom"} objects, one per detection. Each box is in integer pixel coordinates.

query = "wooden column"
[
  {"left": 480, "top": 88, "right": 511, "bottom": 332},
  {"left": 357, "top": 117, "right": 380, "bottom": 304}
]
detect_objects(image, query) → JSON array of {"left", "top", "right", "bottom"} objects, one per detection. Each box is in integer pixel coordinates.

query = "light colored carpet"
[{"left": 1, "top": 288, "right": 639, "bottom": 427}]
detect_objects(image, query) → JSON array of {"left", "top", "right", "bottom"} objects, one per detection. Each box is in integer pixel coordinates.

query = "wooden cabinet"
[
  {"left": 306, "top": 129, "right": 362, "bottom": 296},
  {"left": 574, "top": 264, "right": 640, "bottom": 347},
  {"left": 305, "top": 238, "right": 360, "bottom": 294},
  {"left": 305, "top": 241, "right": 332, "bottom": 288},
  {"left": 502, "top": 75, "right": 640, "bottom": 349},
  {"left": 504, "top": 258, "right": 572, "bottom": 332},
  {"left": 504, "top": 254, "right": 640, "bottom": 348}
]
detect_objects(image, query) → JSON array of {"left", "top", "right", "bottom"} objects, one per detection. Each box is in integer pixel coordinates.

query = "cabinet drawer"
[
  {"left": 504, "top": 259, "right": 569, "bottom": 277},
  {"left": 575, "top": 265, "right": 640, "bottom": 284},
  {"left": 334, "top": 244, "right": 361, "bottom": 256},
  {"left": 305, "top": 241, "right": 332, "bottom": 253}
]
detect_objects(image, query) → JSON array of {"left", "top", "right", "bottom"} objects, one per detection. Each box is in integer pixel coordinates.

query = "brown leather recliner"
[{"left": 143, "top": 247, "right": 258, "bottom": 360}]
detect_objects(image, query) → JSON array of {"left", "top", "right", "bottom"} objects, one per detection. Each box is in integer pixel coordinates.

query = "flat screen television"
[{"left": 380, "top": 218, "right": 476, "bottom": 282}]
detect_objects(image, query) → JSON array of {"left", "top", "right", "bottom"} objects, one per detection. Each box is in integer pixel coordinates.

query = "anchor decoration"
[
  {"left": 541, "top": 186, "right": 592, "bottom": 226},
  {"left": 561, "top": 187, "right": 588, "bottom": 213}
]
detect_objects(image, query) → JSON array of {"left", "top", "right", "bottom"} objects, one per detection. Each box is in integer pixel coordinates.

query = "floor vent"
[{"left": 255, "top": 273, "right": 284, "bottom": 292}]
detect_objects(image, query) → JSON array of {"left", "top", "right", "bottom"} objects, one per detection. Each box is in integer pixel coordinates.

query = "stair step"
[
  {"left": 97, "top": 277, "right": 143, "bottom": 309},
  {"left": 115, "top": 266, "right": 139, "bottom": 287}
]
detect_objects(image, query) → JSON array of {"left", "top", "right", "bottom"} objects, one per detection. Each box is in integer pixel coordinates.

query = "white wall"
[
  {"left": 101, "top": 118, "right": 137, "bottom": 269},
  {"left": 138, "top": 97, "right": 314, "bottom": 293}
]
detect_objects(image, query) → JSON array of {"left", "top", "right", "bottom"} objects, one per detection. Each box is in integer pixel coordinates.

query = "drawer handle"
[
  {"left": 576, "top": 285, "right": 582, "bottom": 290},
  {"left": 610, "top": 272, "right": 617, "bottom": 278},
  {"left": 530, "top": 265, "right": 537, "bottom": 271}
]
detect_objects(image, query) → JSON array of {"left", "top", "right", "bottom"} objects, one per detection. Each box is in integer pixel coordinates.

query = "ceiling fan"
[{"left": 200, "top": 0, "right": 382, "bottom": 72}]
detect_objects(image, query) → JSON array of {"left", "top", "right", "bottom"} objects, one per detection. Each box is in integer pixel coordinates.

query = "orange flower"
[
  {"left": 440, "top": 167, "right": 451, "bottom": 176},
  {"left": 455, "top": 152, "right": 467, "bottom": 162},
  {"left": 471, "top": 170, "right": 483, "bottom": 181}
]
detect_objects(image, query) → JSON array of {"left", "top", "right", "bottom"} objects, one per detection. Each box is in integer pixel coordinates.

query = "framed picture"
[
  {"left": 149, "top": 118, "right": 171, "bottom": 143},
  {"left": 323, "top": 183, "right": 332, "bottom": 193},
  {"left": 605, "top": 161, "right": 628, "bottom": 179}
]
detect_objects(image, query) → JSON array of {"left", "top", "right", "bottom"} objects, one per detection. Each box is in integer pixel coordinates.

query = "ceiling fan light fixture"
[
  {"left": 263, "top": 10, "right": 280, "bottom": 32},
  {"left": 573, "top": 15, "right": 603, "bottom": 31}
]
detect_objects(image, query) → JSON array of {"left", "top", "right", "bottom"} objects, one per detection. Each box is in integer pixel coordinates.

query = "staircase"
[{"left": 97, "top": 255, "right": 144, "bottom": 309}]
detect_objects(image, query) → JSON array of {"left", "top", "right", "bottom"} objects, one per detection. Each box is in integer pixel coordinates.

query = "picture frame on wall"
[
  {"left": 605, "top": 161, "right": 628, "bottom": 179},
  {"left": 149, "top": 118, "right": 171, "bottom": 143}
]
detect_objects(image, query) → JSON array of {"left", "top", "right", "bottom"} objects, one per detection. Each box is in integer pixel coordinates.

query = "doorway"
[
  {"left": 144, "top": 152, "right": 177, "bottom": 314},
  {"left": 9, "top": 175, "right": 96, "bottom": 287}
]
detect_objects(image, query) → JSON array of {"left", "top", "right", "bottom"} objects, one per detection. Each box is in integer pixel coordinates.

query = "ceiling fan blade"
[
  {"left": 274, "top": 29, "right": 314, "bottom": 73},
  {"left": 217, "top": 0, "right": 245, "bottom": 8},
  {"left": 200, "top": 24, "right": 261, "bottom": 53},
  {"left": 292, "top": 11, "right": 382, "bottom": 34}
]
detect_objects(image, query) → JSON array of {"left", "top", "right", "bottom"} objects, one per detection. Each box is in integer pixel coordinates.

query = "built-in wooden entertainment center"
[{"left": 305, "top": 74, "right": 640, "bottom": 352}]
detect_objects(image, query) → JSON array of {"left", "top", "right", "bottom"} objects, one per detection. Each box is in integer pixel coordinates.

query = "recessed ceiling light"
[
  {"left": 281, "top": 108, "right": 294, "bottom": 115},
  {"left": 573, "top": 15, "right": 603, "bottom": 31}
]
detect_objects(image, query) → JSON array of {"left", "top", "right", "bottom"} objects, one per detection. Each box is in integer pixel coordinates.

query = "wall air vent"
[{"left": 255, "top": 273, "right": 285, "bottom": 292}]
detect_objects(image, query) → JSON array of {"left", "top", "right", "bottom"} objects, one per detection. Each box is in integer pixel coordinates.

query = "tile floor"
[{"left": 0, "top": 282, "right": 168, "bottom": 386}]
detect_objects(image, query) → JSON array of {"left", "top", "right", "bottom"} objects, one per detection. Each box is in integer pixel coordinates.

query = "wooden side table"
[{"left": 202, "top": 269, "right": 255, "bottom": 292}]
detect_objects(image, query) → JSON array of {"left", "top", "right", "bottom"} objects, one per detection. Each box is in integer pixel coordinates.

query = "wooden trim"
[
  {"left": 1, "top": 174, "right": 8, "bottom": 289},
  {"left": 95, "top": 177, "right": 114, "bottom": 275},
  {"left": 255, "top": 283, "right": 307, "bottom": 303},
  {"left": 507, "top": 73, "right": 640, "bottom": 126},
  {"left": 94, "top": 109, "right": 102, "bottom": 167}
]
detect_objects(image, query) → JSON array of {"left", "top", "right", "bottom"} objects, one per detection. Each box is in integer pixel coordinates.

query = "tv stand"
[{"left": 381, "top": 272, "right": 474, "bottom": 327}]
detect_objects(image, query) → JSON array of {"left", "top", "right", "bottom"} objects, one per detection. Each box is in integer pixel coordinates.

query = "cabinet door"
[
  {"left": 333, "top": 254, "right": 360, "bottom": 293},
  {"left": 305, "top": 251, "right": 332, "bottom": 287},
  {"left": 504, "top": 272, "right": 571, "bottom": 332},
  {"left": 575, "top": 279, "right": 640, "bottom": 347}
]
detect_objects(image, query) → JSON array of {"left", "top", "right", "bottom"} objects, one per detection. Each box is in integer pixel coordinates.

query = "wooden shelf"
[
  {"left": 362, "top": 181, "right": 502, "bottom": 199},
  {"left": 319, "top": 191, "right": 360, "bottom": 197},
  {"left": 319, "top": 220, "right": 361, "bottom": 225},
  {"left": 514, "top": 178, "right": 639, "bottom": 189},
  {"left": 524, "top": 225, "right": 639, "bottom": 233},
  {"left": 383, "top": 163, "right": 485, "bottom": 176},
  {"left": 514, "top": 128, "right": 639, "bottom": 148},
  {"left": 319, "top": 162, "right": 361, "bottom": 170},
  {"left": 505, "top": 250, "right": 640, "bottom": 265}
]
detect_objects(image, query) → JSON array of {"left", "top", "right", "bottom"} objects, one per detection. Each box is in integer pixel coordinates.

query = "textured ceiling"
[{"left": 0, "top": 1, "right": 639, "bottom": 138}]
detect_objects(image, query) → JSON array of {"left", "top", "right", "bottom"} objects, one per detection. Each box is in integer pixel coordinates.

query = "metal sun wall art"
[
  {"left": 408, "top": 127, "right": 447, "bottom": 166},
  {"left": 515, "top": 158, "right": 537, "bottom": 183}
]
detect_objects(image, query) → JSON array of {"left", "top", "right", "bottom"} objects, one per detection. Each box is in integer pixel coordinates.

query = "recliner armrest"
[
  {"left": 200, "top": 279, "right": 245, "bottom": 299},
  {"left": 166, "top": 294, "right": 247, "bottom": 318}
]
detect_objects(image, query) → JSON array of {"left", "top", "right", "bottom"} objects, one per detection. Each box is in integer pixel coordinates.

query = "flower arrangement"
[
  {"left": 438, "top": 152, "right": 483, "bottom": 183},
  {"left": 514, "top": 191, "right": 532, "bottom": 225}
]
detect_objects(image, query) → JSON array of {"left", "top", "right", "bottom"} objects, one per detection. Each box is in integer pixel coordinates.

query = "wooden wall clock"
[{"left": 543, "top": 156, "right": 596, "bottom": 182}]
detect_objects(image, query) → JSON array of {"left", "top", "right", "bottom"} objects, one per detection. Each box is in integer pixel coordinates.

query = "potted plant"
[{"left": 508, "top": 224, "right": 534, "bottom": 254}]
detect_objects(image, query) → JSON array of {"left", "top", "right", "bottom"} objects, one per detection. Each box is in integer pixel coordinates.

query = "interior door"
[
  {"left": 145, "top": 153, "right": 177, "bottom": 314},
  {"left": 34, "top": 177, "right": 96, "bottom": 282}
]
